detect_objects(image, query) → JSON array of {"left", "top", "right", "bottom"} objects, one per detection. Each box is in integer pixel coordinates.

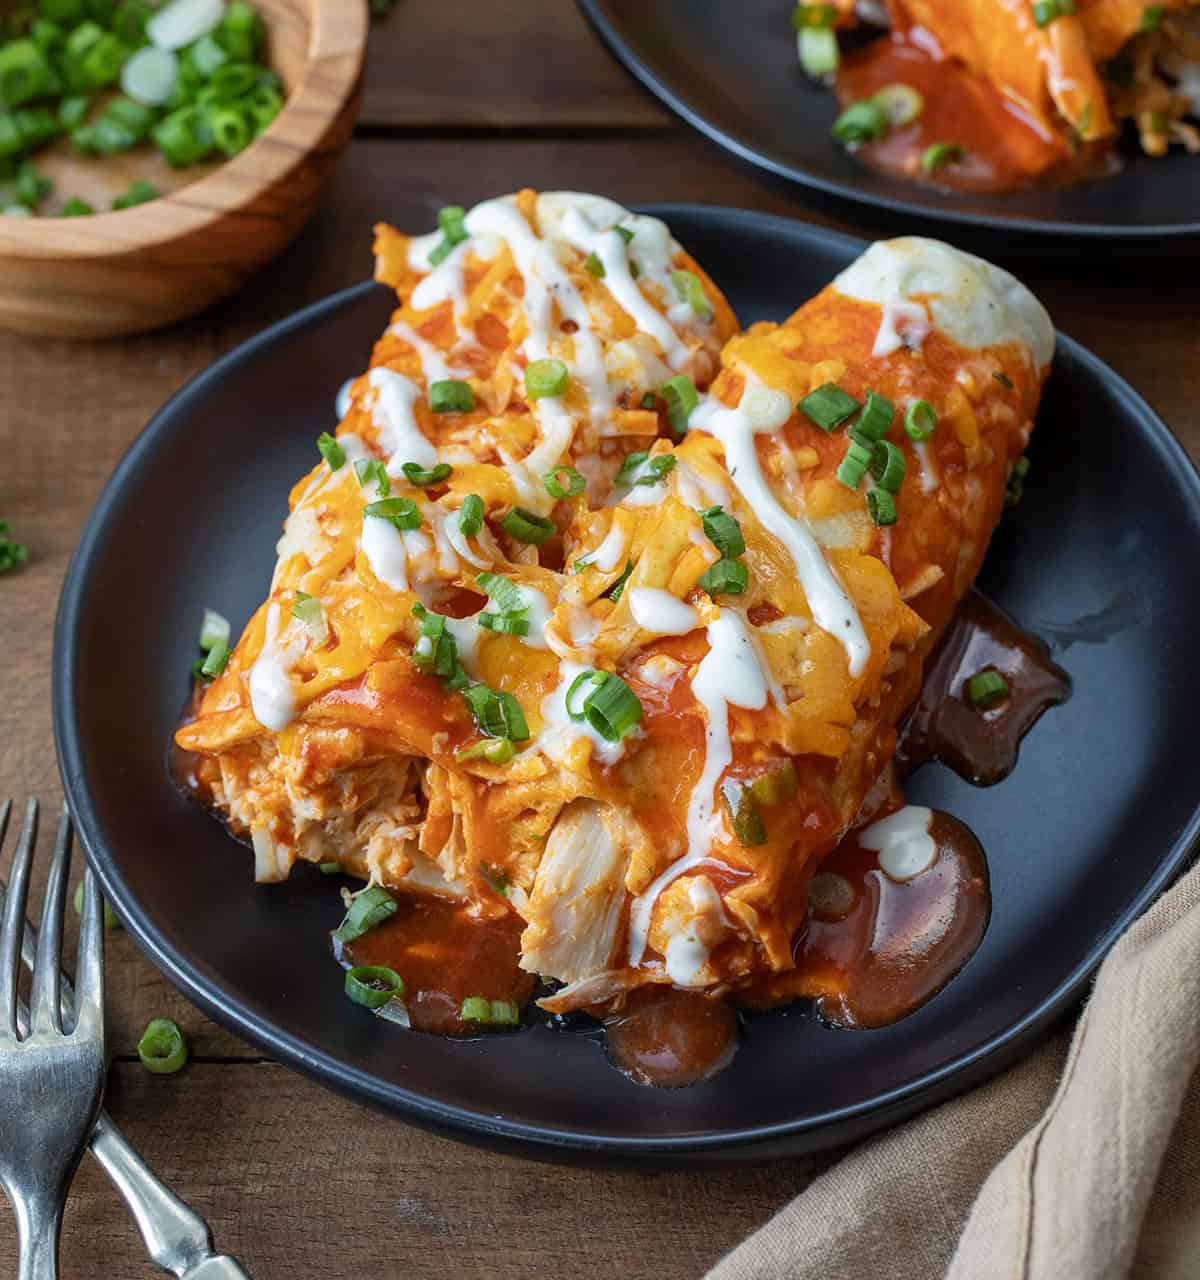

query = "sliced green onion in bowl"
[
  {"left": 121, "top": 44, "right": 179, "bottom": 106},
  {"left": 333, "top": 885, "right": 397, "bottom": 943},
  {"left": 148, "top": 0, "right": 225, "bottom": 52},
  {"left": 966, "top": 669, "right": 1010, "bottom": 710},
  {"left": 524, "top": 357, "right": 569, "bottom": 400},
  {"left": 345, "top": 964, "right": 406, "bottom": 1010},
  {"left": 873, "top": 83, "right": 924, "bottom": 127},
  {"left": 137, "top": 1017, "right": 187, "bottom": 1074},
  {"left": 112, "top": 179, "right": 161, "bottom": 210}
]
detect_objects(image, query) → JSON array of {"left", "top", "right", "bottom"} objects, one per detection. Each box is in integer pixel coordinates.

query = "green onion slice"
[
  {"left": 799, "top": 382, "right": 860, "bottom": 432},
  {"left": 428, "top": 204, "right": 468, "bottom": 267},
  {"left": 462, "top": 684, "right": 530, "bottom": 741},
  {"left": 458, "top": 493, "right": 484, "bottom": 537},
  {"left": 429, "top": 379, "right": 474, "bottom": 413},
  {"left": 670, "top": 269, "right": 713, "bottom": 321},
  {"left": 461, "top": 995, "right": 492, "bottom": 1023},
  {"left": 837, "top": 439, "right": 872, "bottom": 490},
  {"left": 698, "top": 557, "right": 749, "bottom": 596},
  {"left": 489, "top": 999, "right": 520, "bottom": 1026},
  {"left": 455, "top": 738, "right": 516, "bottom": 765},
  {"left": 543, "top": 466, "right": 585, "bottom": 499},
  {"left": 137, "top": 1017, "right": 187, "bottom": 1075},
  {"left": 700, "top": 505, "right": 746, "bottom": 558},
  {"left": 746, "top": 759, "right": 799, "bottom": 806},
  {"left": 500, "top": 507, "right": 556, "bottom": 544},
  {"left": 833, "top": 99, "right": 889, "bottom": 143},
  {"left": 1139, "top": 4, "right": 1165, "bottom": 32},
  {"left": 475, "top": 572, "right": 526, "bottom": 615},
  {"left": 852, "top": 390, "right": 895, "bottom": 443},
  {"left": 584, "top": 251, "right": 605, "bottom": 277},
  {"left": 291, "top": 592, "right": 329, "bottom": 647},
  {"left": 866, "top": 489, "right": 897, "bottom": 527},
  {"left": 922, "top": 141, "right": 967, "bottom": 173},
  {"left": 199, "top": 642, "right": 230, "bottom": 678},
  {"left": 198, "top": 608, "right": 230, "bottom": 651},
  {"left": 870, "top": 440, "right": 906, "bottom": 493},
  {"left": 319, "top": 862, "right": 341, "bottom": 875},
  {"left": 797, "top": 26, "right": 839, "bottom": 78},
  {"left": 721, "top": 781, "right": 768, "bottom": 847},
  {"left": 606, "top": 560, "right": 633, "bottom": 603},
  {"left": 1033, "top": 0, "right": 1075, "bottom": 27},
  {"left": 584, "top": 671, "right": 643, "bottom": 741},
  {"left": 333, "top": 885, "right": 397, "bottom": 943},
  {"left": 661, "top": 374, "right": 699, "bottom": 436},
  {"left": 565, "top": 668, "right": 608, "bottom": 721},
  {"left": 401, "top": 461, "right": 452, "bottom": 487},
  {"left": 355, "top": 457, "right": 390, "bottom": 497},
  {"left": 317, "top": 431, "right": 345, "bottom": 470},
  {"left": 966, "top": 669, "right": 1010, "bottom": 710},
  {"left": 873, "top": 83, "right": 924, "bottom": 126},
  {"left": 904, "top": 400, "right": 937, "bottom": 441},
  {"left": 479, "top": 612, "right": 531, "bottom": 636},
  {"left": 345, "top": 964, "right": 406, "bottom": 1010},
  {"left": 364, "top": 497, "right": 422, "bottom": 532},
  {"left": 524, "top": 357, "right": 570, "bottom": 400}
]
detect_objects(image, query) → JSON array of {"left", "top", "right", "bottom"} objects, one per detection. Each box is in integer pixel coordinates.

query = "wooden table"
[{"left": 1, "top": 3, "right": 1196, "bottom": 1275}]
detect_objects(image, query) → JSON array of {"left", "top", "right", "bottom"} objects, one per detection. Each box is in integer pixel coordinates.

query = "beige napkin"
[{"left": 708, "top": 857, "right": 1200, "bottom": 1280}]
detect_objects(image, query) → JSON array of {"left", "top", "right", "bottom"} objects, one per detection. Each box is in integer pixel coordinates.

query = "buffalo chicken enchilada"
[{"left": 175, "top": 191, "right": 1060, "bottom": 1085}]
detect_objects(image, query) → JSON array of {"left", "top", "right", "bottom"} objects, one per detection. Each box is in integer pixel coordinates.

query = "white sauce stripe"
[
  {"left": 368, "top": 367, "right": 439, "bottom": 472},
  {"left": 628, "top": 588, "right": 700, "bottom": 637},
  {"left": 860, "top": 805, "right": 937, "bottom": 882}
]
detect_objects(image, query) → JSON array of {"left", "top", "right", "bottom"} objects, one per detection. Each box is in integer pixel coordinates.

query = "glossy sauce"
[
  {"left": 796, "top": 809, "right": 990, "bottom": 1028},
  {"left": 337, "top": 896, "right": 535, "bottom": 1037},
  {"left": 604, "top": 986, "right": 740, "bottom": 1088},
  {"left": 897, "top": 589, "right": 1071, "bottom": 785},
  {"left": 836, "top": 32, "right": 1105, "bottom": 193}
]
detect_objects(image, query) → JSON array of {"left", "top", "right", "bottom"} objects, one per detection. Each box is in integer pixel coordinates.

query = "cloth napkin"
[{"left": 708, "top": 857, "right": 1200, "bottom": 1280}]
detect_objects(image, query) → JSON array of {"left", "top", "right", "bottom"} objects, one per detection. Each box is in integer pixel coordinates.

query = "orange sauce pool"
[{"left": 836, "top": 31, "right": 1103, "bottom": 193}]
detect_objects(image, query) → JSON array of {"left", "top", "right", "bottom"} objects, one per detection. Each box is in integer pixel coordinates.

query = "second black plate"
[
  {"left": 55, "top": 207, "right": 1200, "bottom": 1161},
  {"left": 580, "top": 0, "right": 1200, "bottom": 246}
]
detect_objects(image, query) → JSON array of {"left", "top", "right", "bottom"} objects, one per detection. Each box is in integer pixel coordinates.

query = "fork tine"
[
  {"left": 29, "top": 809, "right": 73, "bottom": 1035},
  {"left": 73, "top": 866, "right": 104, "bottom": 1034},
  {"left": 0, "top": 798, "right": 38, "bottom": 1041}
]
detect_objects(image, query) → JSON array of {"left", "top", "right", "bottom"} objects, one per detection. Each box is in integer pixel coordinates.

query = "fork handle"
[
  {"left": 88, "top": 1112, "right": 251, "bottom": 1279},
  {"left": 12, "top": 1189, "right": 63, "bottom": 1280}
]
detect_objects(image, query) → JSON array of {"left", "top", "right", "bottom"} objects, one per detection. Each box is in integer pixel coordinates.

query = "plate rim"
[
  {"left": 577, "top": 0, "right": 1200, "bottom": 242},
  {"left": 52, "top": 206, "right": 1200, "bottom": 1158}
]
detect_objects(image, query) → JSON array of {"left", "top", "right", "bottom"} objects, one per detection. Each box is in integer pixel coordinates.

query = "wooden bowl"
[{"left": 0, "top": 0, "right": 367, "bottom": 338}]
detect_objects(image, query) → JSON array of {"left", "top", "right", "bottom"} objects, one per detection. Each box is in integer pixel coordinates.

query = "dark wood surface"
[{"left": 0, "top": 7, "right": 1197, "bottom": 1277}]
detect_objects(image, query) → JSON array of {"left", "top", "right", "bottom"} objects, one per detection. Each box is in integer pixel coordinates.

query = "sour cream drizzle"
[
  {"left": 627, "top": 609, "right": 768, "bottom": 966},
  {"left": 367, "top": 367, "right": 439, "bottom": 473},
  {"left": 248, "top": 603, "right": 302, "bottom": 732},
  {"left": 691, "top": 372, "right": 870, "bottom": 678},
  {"left": 628, "top": 588, "right": 699, "bottom": 636},
  {"left": 859, "top": 805, "right": 937, "bottom": 882}
]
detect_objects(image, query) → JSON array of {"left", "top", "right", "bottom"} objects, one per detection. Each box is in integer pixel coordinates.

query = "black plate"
[
  {"left": 579, "top": 0, "right": 1200, "bottom": 245},
  {"left": 55, "top": 207, "right": 1200, "bottom": 1162}
]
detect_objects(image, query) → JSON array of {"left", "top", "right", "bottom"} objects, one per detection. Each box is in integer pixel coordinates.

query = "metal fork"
[
  {"left": 0, "top": 801, "right": 251, "bottom": 1280},
  {"left": 0, "top": 799, "right": 106, "bottom": 1279}
]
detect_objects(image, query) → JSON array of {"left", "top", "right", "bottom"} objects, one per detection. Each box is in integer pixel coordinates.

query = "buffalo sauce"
[
  {"left": 897, "top": 589, "right": 1071, "bottom": 785},
  {"left": 795, "top": 809, "right": 989, "bottom": 1028},
  {"left": 337, "top": 896, "right": 535, "bottom": 1037},
  {"left": 835, "top": 31, "right": 1107, "bottom": 193},
  {"left": 603, "top": 986, "right": 740, "bottom": 1088}
]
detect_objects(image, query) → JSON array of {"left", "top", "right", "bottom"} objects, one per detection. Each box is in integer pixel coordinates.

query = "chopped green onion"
[
  {"left": 205, "top": 102, "right": 251, "bottom": 156},
  {"left": 0, "top": 521, "right": 26, "bottom": 575},
  {"left": 489, "top": 999, "right": 520, "bottom": 1026},
  {"left": 850, "top": 390, "right": 894, "bottom": 444},
  {"left": 455, "top": 737, "right": 516, "bottom": 765},
  {"left": 698, "top": 557, "right": 748, "bottom": 596},
  {"left": 833, "top": 99, "right": 889, "bottom": 144},
  {"left": 72, "top": 881, "right": 121, "bottom": 930},
  {"left": 429, "top": 379, "right": 474, "bottom": 413},
  {"left": 565, "top": 668, "right": 607, "bottom": 720},
  {"left": 578, "top": 670, "right": 642, "bottom": 742},
  {"left": 619, "top": 451, "right": 676, "bottom": 487},
  {"left": 792, "top": 3, "right": 837, "bottom": 28},
  {"left": 355, "top": 457, "right": 390, "bottom": 496},
  {"left": 345, "top": 964, "right": 405, "bottom": 1010},
  {"left": 640, "top": 391, "right": 657, "bottom": 410},
  {"left": 291, "top": 592, "right": 329, "bottom": 647},
  {"left": 746, "top": 759, "right": 798, "bottom": 806},
  {"left": 152, "top": 105, "right": 213, "bottom": 166},
  {"left": 121, "top": 44, "right": 178, "bottom": 106},
  {"left": 837, "top": 440, "right": 872, "bottom": 490},
  {"left": 966, "top": 669, "right": 1010, "bottom": 710},
  {"left": 57, "top": 94, "right": 89, "bottom": 129},
  {"left": 543, "top": 466, "right": 585, "bottom": 499},
  {"left": 524, "top": 357, "right": 569, "bottom": 400},
  {"left": 114, "top": 0, "right": 155, "bottom": 46},
  {"left": 700, "top": 505, "right": 746, "bottom": 559},
  {"left": 14, "top": 159, "right": 50, "bottom": 208},
  {"left": 661, "top": 374, "right": 698, "bottom": 436},
  {"left": 246, "top": 83, "right": 282, "bottom": 132},
  {"left": 799, "top": 382, "right": 859, "bottom": 432},
  {"left": 904, "top": 400, "right": 937, "bottom": 442},
  {"left": 317, "top": 431, "right": 345, "bottom": 470},
  {"left": 458, "top": 493, "right": 484, "bottom": 537},
  {"left": 401, "top": 461, "right": 452, "bottom": 487},
  {"left": 613, "top": 224, "right": 635, "bottom": 244},
  {"left": 1005, "top": 457, "right": 1030, "bottom": 509},
  {"left": 1033, "top": 0, "right": 1075, "bottom": 26},
  {"left": 0, "top": 39, "right": 52, "bottom": 108},
  {"left": 462, "top": 683, "right": 530, "bottom": 741},
  {"left": 137, "top": 1017, "right": 187, "bottom": 1075},
  {"left": 1013, "top": 456, "right": 1031, "bottom": 479},
  {"left": 30, "top": 20, "right": 64, "bottom": 54},
  {"left": 670, "top": 269, "right": 713, "bottom": 321},
  {"left": 873, "top": 83, "right": 924, "bottom": 126},
  {"left": 428, "top": 204, "right": 467, "bottom": 267},
  {"left": 721, "top": 781, "right": 767, "bottom": 847},
  {"left": 797, "top": 26, "right": 839, "bottom": 78},
  {"left": 319, "top": 861, "right": 341, "bottom": 874},
  {"left": 460, "top": 996, "right": 492, "bottom": 1023},
  {"left": 475, "top": 572, "right": 527, "bottom": 615},
  {"left": 190, "top": 33, "right": 228, "bottom": 78},
  {"left": 479, "top": 612, "right": 530, "bottom": 636},
  {"left": 199, "top": 642, "right": 230, "bottom": 677},
  {"left": 198, "top": 608, "right": 230, "bottom": 651},
  {"left": 333, "top": 884, "right": 397, "bottom": 943},
  {"left": 870, "top": 440, "right": 906, "bottom": 492},
  {"left": 866, "top": 488, "right": 897, "bottom": 527},
  {"left": 922, "top": 141, "right": 967, "bottom": 173},
  {"left": 606, "top": 560, "right": 633, "bottom": 603},
  {"left": 112, "top": 179, "right": 160, "bottom": 210},
  {"left": 364, "top": 497, "right": 422, "bottom": 532},
  {"left": 584, "top": 251, "right": 604, "bottom": 277},
  {"left": 617, "top": 450, "right": 648, "bottom": 480},
  {"left": 1139, "top": 4, "right": 1164, "bottom": 32},
  {"left": 500, "top": 507, "right": 556, "bottom": 545}
]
